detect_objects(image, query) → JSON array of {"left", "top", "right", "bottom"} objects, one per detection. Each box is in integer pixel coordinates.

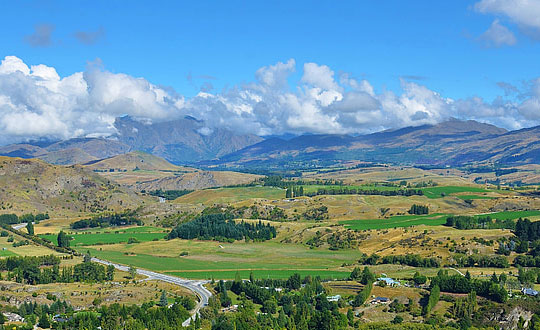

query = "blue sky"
[
  {"left": 0, "top": 0, "right": 539, "bottom": 142},
  {"left": 1, "top": 0, "right": 537, "bottom": 99}
]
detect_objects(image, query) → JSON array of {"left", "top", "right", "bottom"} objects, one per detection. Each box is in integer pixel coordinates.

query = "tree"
[
  {"left": 413, "top": 271, "right": 427, "bottom": 285},
  {"left": 159, "top": 290, "right": 168, "bottom": 307},
  {"left": 359, "top": 266, "right": 375, "bottom": 285},
  {"left": 262, "top": 297, "right": 278, "bottom": 314},
  {"left": 129, "top": 265, "right": 137, "bottom": 279},
  {"left": 57, "top": 231, "right": 70, "bottom": 248},
  {"left": 26, "top": 222, "right": 34, "bottom": 235},
  {"left": 106, "top": 264, "right": 115, "bottom": 281},
  {"left": 38, "top": 311, "right": 50, "bottom": 329}
]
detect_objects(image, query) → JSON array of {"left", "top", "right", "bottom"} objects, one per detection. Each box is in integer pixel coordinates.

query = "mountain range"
[{"left": 1, "top": 117, "right": 540, "bottom": 168}]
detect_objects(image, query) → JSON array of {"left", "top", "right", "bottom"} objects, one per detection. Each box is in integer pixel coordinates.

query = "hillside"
[
  {"left": 0, "top": 116, "right": 263, "bottom": 165},
  {"left": 84, "top": 151, "right": 193, "bottom": 172},
  {"left": 84, "top": 151, "right": 261, "bottom": 191},
  {"left": 211, "top": 119, "right": 540, "bottom": 168},
  {"left": 0, "top": 156, "right": 143, "bottom": 216},
  {"left": 112, "top": 115, "right": 263, "bottom": 163},
  {"left": 135, "top": 170, "right": 262, "bottom": 191}
]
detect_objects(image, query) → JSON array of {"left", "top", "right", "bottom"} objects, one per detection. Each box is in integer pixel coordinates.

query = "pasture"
[
  {"left": 175, "top": 186, "right": 285, "bottom": 204},
  {"left": 421, "top": 185, "right": 491, "bottom": 199},
  {"left": 339, "top": 214, "right": 449, "bottom": 230},
  {"left": 40, "top": 230, "right": 167, "bottom": 247},
  {"left": 76, "top": 239, "right": 360, "bottom": 280}
]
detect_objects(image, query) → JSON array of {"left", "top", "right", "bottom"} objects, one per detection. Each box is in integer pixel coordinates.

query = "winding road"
[
  {"left": 92, "top": 258, "right": 212, "bottom": 326},
  {"left": 10, "top": 222, "right": 212, "bottom": 327}
]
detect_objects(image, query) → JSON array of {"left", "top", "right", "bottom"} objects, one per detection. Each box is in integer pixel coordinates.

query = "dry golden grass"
[{"left": 0, "top": 278, "right": 194, "bottom": 309}]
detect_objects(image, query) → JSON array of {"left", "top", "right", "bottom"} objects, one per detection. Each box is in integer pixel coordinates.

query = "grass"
[
  {"left": 474, "top": 210, "right": 540, "bottom": 220},
  {"left": 339, "top": 210, "right": 540, "bottom": 231},
  {"left": 40, "top": 232, "right": 167, "bottom": 247},
  {"left": 421, "top": 186, "right": 490, "bottom": 199},
  {"left": 339, "top": 213, "right": 449, "bottom": 230},
  {"left": 0, "top": 249, "right": 17, "bottom": 257},
  {"left": 176, "top": 186, "right": 285, "bottom": 204},
  {"left": 165, "top": 269, "right": 351, "bottom": 280},
  {"left": 76, "top": 239, "right": 359, "bottom": 280}
]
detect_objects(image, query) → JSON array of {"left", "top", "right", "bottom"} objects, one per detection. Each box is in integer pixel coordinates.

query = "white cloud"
[
  {"left": 475, "top": 0, "right": 540, "bottom": 40},
  {"left": 0, "top": 56, "right": 539, "bottom": 145},
  {"left": 479, "top": 19, "right": 517, "bottom": 47}
]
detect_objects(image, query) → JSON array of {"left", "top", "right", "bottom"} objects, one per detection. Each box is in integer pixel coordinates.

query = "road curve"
[
  {"left": 9, "top": 223, "right": 212, "bottom": 326},
  {"left": 92, "top": 258, "right": 212, "bottom": 326}
]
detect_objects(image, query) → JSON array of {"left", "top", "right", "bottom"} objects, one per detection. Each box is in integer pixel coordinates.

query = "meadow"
[
  {"left": 40, "top": 229, "right": 167, "bottom": 247},
  {"left": 339, "top": 213, "right": 449, "bottom": 230},
  {"left": 76, "top": 239, "right": 359, "bottom": 280},
  {"left": 421, "top": 185, "right": 492, "bottom": 199},
  {"left": 175, "top": 186, "right": 285, "bottom": 204}
]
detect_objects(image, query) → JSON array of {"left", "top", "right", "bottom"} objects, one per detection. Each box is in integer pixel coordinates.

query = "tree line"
[
  {"left": 70, "top": 211, "right": 141, "bottom": 229},
  {"left": 358, "top": 253, "right": 441, "bottom": 268},
  {"left": 308, "top": 187, "right": 424, "bottom": 197},
  {"left": 0, "top": 255, "right": 114, "bottom": 285},
  {"left": 146, "top": 189, "right": 193, "bottom": 200},
  {"left": 408, "top": 204, "right": 429, "bottom": 215},
  {"left": 0, "top": 212, "right": 49, "bottom": 225},
  {"left": 444, "top": 215, "right": 515, "bottom": 230},
  {"left": 453, "top": 254, "right": 509, "bottom": 268}
]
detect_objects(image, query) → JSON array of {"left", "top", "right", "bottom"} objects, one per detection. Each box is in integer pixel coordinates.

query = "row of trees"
[
  {"left": 357, "top": 253, "right": 440, "bottom": 268},
  {"left": 168, "top": 213, "right": 277, "bottom": 242},
  {"left": 445, "top": 215, "right": 514, "bottom": 230},
  {"left": 423, "top": 284, "right": 440, "bottom": 315},
  {"left": 0, "top": 255, "right": 114, "bottom": 285},
  {"left": 453, "top": 254, "right": 509, "bottom": 268},
  {"left": 307, "top": 187, "right": 424, "bottom": 197},
  {"left": 380, "top": 254, "right": 440, "bottom": 268},
  {"left": 70, "top": 211, "right": 141, "bottom": 229},
  {"left": 408, "top": 204, "right": 429, "bottom": 215},
  {"left": 0, "top": 212, "right": 49, "bottom": 225},
  {"left": 147, "top": 189, "right": 193, "bottom": 200},
  {"left": 515, "top": 218, "right": 540, "bottom": 241}
]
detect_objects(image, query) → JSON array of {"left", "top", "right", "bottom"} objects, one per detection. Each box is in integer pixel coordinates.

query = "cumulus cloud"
[
  {"left": 475, "top": 0, "right": 540, "bottom": 40},
  {"left": 479, "top": 19, "right": 517, "bottom": 47},
  {"left": 0, "top": 55, "right": 539, "bottom": 145},
  {"left": 24, "top": 24, "right": 55, "bottom": 47},
  {"left": 74, "top": 27, "right": 105, "bottom": 45}
]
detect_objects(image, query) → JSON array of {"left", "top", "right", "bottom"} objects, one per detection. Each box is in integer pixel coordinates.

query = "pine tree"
[
  {"left": 26, "top": 222, "right": 34, "bottom": 235},
  {"left": 38, "top": 311, "right": 50, "bottom": 329},
  {"left": 159, "top": 290, "right": 168, "bottom": 306}
]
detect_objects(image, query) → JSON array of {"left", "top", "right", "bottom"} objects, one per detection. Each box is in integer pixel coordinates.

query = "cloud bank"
[{"left": 0, "top": 56, "right": 538, "bottom": 145}]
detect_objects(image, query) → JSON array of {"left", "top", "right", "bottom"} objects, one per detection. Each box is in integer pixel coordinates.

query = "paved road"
[
  {"left": 12, "top": 222, "right": 30, "bottom": 230},
  {"left": 448, "top": 267, "right": 465, "bottom": 276},
  {"left": 92, "top": 258, "right": 212, "bottom": 326},
  {"left": 10, "top": 223, "right": 212, "bottom": 326}
]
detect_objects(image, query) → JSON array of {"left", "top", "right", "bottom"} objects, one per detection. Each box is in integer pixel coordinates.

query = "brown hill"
[{"left": 0, "top": 156, "right": 142, "bottom": 216}]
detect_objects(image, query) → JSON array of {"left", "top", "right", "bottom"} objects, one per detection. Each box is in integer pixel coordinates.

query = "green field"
[
  {"left": 40, "top": 232, "right": 167, "bottom": 247},
  {"left": 71, "top": 226, "right": 167, "bottom": 234},
  {"left": 0, "top": 249, "right": 17, "bottom": 257},
  {"left": 421, "top": 186, "right": 490, "bottom": 199},
  {"left": 165, "top": 269, "right": 351, "bottom": 280},
  {"left": 77, "top": 239, "right": 360, "bottom": 280},
  {"left": 474, "top": 210, "right": 540, "bottom": 220},
  {"left": 340, "top": 213, "right": 449, "bottom": 230}
]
